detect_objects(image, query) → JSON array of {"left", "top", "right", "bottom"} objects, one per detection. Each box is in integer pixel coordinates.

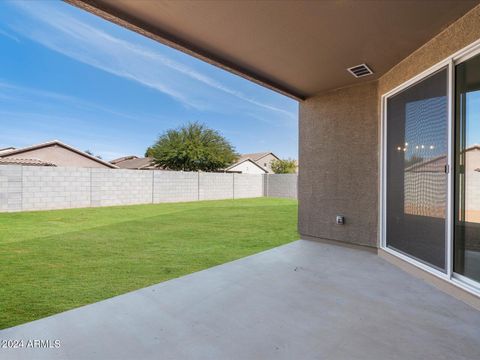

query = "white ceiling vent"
[{"left": 347, "top": 64, "right": 373, "bottom": 78}]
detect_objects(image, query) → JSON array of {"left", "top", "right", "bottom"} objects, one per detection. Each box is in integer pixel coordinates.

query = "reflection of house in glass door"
[
  {"left": 404, "top": 146, "right": 480, "bottom": 222},
  {"left": 455, "top": 54, "right": 480, "bottom": 285},
  {"left": 382, "top": 44, "right": 480, "bottom": 293},
  {"left": 459, "top": 146, "right": 480, "bottom": 222}
]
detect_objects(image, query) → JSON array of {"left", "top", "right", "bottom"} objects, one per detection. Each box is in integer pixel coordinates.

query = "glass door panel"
[
  {"left": 386, "top": 68, "right": 448, "bottom": 271},
  {"left": 454, "top": 53, "right": 480, "bottom": 283}
]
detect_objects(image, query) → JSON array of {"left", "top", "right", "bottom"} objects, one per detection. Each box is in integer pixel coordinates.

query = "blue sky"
[
  {"left": 466, "top": 91, "right": 480, "bottom": 147},
  {"left": 0, "top": 1, "right": 298, "bottom": 161}
]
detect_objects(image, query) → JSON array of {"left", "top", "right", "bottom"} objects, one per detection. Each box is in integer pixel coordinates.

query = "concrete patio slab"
[{"left": 1, "top": 240, "right": 479, "bottom": 360}]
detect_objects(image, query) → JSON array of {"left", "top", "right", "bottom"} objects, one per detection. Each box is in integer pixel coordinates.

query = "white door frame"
[{"left": 379, "top": 38, "right": 480, "bottom": 297}]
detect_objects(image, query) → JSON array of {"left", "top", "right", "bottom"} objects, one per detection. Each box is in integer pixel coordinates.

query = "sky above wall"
[{"left": 0, "top": 0, "right": 298, "bottom": 161}]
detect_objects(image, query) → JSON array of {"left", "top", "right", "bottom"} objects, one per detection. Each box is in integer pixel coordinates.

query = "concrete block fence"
[
  {"left": 0, "top": 166, "right": 297, "bottom": 212},
  {"left": 264, "top": 174, "right": 298, "bottom": 199}
]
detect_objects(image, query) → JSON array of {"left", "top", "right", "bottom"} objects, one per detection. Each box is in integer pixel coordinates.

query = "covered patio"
[
  {"left": 1, "top": 240, "right": 479, "bottom": 359},
  {"left": 59, "top": 1, "right": 480, "bottom": 304},
  {"left": 3, "top": 1, "right": 480, "bottom": 358}
]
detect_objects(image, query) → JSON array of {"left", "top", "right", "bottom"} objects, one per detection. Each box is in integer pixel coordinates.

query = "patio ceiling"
[{"left": 67, "top": 0, "right": 479, "bottom": 100}]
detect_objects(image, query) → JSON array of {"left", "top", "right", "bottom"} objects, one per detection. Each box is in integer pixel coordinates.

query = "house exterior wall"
[
  {"left": 228, "top": 160, "right": 266, "bottom": 174},
  {"left": 377, "top": 5, "right": 480, "bottom": 98},
  {"left": 298, "top": 5, "right": 480, "bottom": 248},
  {"left": 256, "top": 153, "right": 278, "bottom": 173},
  {"left": 298, "top": 81, "right": 378, "bottom": 247},
  {"left": 3, "top": 144, "right": 111, "bottom": 168},
  {"left": 376, "top": 4, "right": 480, "bottom": 241}
]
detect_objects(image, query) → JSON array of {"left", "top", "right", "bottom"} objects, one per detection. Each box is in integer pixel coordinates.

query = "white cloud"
[
  {"left": 0, "top": 28, "right": 19, "bottom": 42},
  {"left": 0, "top": 80, "right": 168, "bottom": 125},
  {"left": 8, "top": 1, "right": 296, "bottom": 119}
]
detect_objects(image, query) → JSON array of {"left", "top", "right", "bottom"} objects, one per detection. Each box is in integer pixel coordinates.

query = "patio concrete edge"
[{"left": 379, "top": 248, "right": 480, "bottom": 311}]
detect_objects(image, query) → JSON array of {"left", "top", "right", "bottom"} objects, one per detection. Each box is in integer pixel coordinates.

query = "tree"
[
  {"left": 145, "top": 147, "right": 155, "bottom": 157},
  {"left": 271, "top": 158, "right": 297, "bottom": 174},
  {"left": 148, "top": 122, "right": 237, "bottom": 172}
]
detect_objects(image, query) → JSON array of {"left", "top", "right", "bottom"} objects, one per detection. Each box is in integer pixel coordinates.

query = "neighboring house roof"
[
  {"left": 225, "top": 158, "right": 268, "bottom": 173},
  {"left": 0, "top": 158, "right": 56, "bottom": 166},
  {"left": 110, "top": 155, "right": 139, "bottom": 164},
  {"left": 0, "top": 140, "right": 118, "bottom": 169},
  {"left": 0, "top": 147, "right": 16, "bottom": 154},
  {"left": 229, "top": 152, "right": 280, "bottom": 173},
  {"left": 236, "top": 152, "right": 280, "bottom": 163},
  {"left": 113, "top": 156, "right": 160, "bottom": 170}
]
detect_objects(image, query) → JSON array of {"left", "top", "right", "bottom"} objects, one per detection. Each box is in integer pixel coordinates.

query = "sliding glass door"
[
  {"left": 385, "top": 68, "right": 449, "bottom": 271},
  {"left": 383, "top": 44, "right": 480, "bottom": 293},
  {"left": 454, "top": 53, "right": 480, "bottom": 284}
]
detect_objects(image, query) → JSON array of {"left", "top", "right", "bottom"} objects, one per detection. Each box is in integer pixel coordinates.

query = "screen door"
[{"left": 385, "top": 68, "right": 448, "bottom": 271}]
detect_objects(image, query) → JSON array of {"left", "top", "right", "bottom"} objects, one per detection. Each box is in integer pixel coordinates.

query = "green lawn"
[{"left": 0, "top": 197, "right": 297, "bottom": 329}]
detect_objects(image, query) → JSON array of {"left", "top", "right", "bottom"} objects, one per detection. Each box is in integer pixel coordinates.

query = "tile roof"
[
  {"left": 0, "top": 147, "right": 16, "bottom": 154},
  {"left": 0, "top": 158, "right": 56, "bottom": 166},
  {"left": 236, "top": 152, "right": 272, "bottom": 163},
  {"left": 0, "top": 140, "right": 118, "bottom": 168},
  {"left": 114, "top": 157, "right": 161, "bottom": 170},
  {"left": 110, "top": 155, "right": 139, "bottom": 164}
]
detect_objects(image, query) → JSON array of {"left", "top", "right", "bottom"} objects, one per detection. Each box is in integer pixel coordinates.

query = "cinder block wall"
[
  {"left": 153, "top": 171, "right": 198, "bottom": 203},
  {"left": 0, "top": 166, "right": 296, "bottom": 212},
  {"left": 199, "top": 173, "right": 234, "bottom": 200},
  {"left": 23, "top": 167, "right": 91, "bottom": 211},
  {"left": 265, "top": 174, "right": 297, "bottom": 199},
  {"left": 91, "top": 168, "right": 153, "bottom": 207},
  {"left": 0, "top": 166, "right": 22, "bottom": 212},
  {"left": 234, "top": 174, "right": 265, "bottom": 199}
]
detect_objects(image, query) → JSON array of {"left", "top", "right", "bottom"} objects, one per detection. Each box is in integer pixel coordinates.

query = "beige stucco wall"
[
  {"left": 378, "top": 4, "right": 480, "bottom": 97},
  {"left": 298, "top": 4, "right": 480, "bottom": 248},
  {"left": 298, "top": 81, "right": 378, "bottom": 247},
  {"left": 376, "top": 4, "right": 480, "bottom": 232},
  {"left": 229, "top": 160, "right": 266, "bottom": 174},
  {"left": 4, "top": 145, "right": 111, "bottom": 168},
  {"left": 256, "top": 153, "right": 278, "bottom": 173}
]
